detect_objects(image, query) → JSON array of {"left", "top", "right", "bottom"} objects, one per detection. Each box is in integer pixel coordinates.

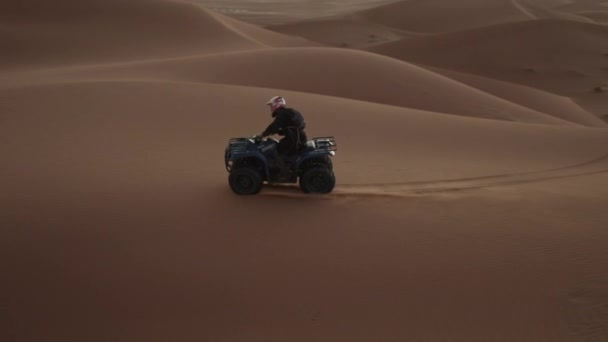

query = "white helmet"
[{"left": 266, "top": 96, "right": 286, "bottom": 113}]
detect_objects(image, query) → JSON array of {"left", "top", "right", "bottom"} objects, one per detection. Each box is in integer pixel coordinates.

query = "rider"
[{"left": 259, "top": 96, "right": 308, "bottom": 178}]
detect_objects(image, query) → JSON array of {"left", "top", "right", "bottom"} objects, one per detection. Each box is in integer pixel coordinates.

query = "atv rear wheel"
[
  {"left": 229, "top": 167, "right": 263, "bottom": 195},
  {"left": 300, "top": 166, "right": 335, "bottom": 194}
]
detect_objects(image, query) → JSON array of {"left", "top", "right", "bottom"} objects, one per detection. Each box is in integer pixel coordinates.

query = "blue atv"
[{"left": 224, "top": 135, "right": 337, "bottom": 195}]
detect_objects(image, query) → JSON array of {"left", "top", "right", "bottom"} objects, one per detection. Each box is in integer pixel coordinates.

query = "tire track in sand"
[{"left": 260, "top": 152, "right": 608, "bottom": 198}]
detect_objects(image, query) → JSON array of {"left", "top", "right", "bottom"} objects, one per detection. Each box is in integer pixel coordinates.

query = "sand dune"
[
  {"left": 354, "top": 0, "right": 596, "bottom": 33},
  {"left": 0, "top": 0, "right": 312, "bottom": 70},
  {"left": 426, "top": 66, "right": 607, "bottom": 127},
  {"left": 266, "top": 16, "right": 411, "bottom": 49},
  {"left": 201, "top": 10, "right": 320, "bottom": 48},
  {"left": 3, "top": 1, "right": 608, "bottom": 341},
  {"left": 552, "top": 0, "right": 608, "bottom": 13},
  {"left": 265, "top": 0, "right": 596, "bottom": 48},
  {"left": 575, "top": 10, "right": 608, "bottom": 23},
  {"left": 368, "top": 18, "right": 608, "bottom": 115},
  {"left": 17, "top": 47, "right": 583, "bottom": 126},
  {"left": 515, "top": 0, "right": 598, "bottom": 22},
  {"left": 194, "top": 0, "right": 401, "bottom": 25},
  {"left": 3, "top": 80, "right": 608, "bottom": 341},
  {"left": 3, "top": 80, "right": 608, "bottom": 197},
  {"left": 357, "top": 0, "right": 535, "bottom": 33}
]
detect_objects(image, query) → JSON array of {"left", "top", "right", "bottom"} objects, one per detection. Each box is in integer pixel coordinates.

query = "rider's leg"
[{"left": 273, "top": 138, "right": 294, "bottom": 178}]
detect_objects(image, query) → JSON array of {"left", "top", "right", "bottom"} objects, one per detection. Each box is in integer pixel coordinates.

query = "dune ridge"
[
  {"left": 265, "top": 0, "right": 603, "bottom": 48},
  {"left": 357, "top": 0, "right": 534, "bottom": 33},
  {"left": 425, "top": 66, "right": 607, "bottom": 127},
  {"left": 4, "top": 46, "right": 581, "bottom": 126}
]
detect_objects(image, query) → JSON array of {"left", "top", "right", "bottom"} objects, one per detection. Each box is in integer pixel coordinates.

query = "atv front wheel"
[
  {"left": 229, "top": 167, "right": 262, "bottom": 195},
  {"left": 300, "top": 166, "right": 335, "bottom": 194}
]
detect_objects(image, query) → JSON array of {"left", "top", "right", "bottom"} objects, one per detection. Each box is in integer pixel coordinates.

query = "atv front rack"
[
  {"left": 225, "top": 138, "right": 253, "bottom": 172},
  {"left": 226, "top": 137, "right": 253, "bottom": 153}
]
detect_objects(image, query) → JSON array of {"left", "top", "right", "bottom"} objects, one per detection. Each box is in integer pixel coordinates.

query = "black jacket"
[{"left": 261, "top": 107, "right": 306, "bottom": 137}]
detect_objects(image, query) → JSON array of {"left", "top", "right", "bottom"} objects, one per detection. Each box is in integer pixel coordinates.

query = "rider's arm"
[{"left": 261, "top": 113, "right": 285, "bottom": 137}]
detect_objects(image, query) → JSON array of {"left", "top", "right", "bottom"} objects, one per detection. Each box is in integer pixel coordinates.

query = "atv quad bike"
[{"left": 224, "top": 135, "right": 337, "bottom": 195}]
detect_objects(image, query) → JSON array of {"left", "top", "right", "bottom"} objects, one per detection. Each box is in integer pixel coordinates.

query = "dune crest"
[
  {"left": 357, "top": 0, "right": 534, "bottom": 33},
  {"left": 13, "top": 46, "right": 581, "bottom": 126},
  {"left": 575, "top": 10, "right": 608, "bottom": 23},
  {"left": 0, "top": 0, "right": 311, "bottom": 70}
]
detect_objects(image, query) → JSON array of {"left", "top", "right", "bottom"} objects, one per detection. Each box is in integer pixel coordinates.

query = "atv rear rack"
[{"left": 307, "top": 136, "right": 337, "bottom": 151}]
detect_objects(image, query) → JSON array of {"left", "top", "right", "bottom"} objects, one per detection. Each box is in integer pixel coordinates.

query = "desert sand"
[
  {"left": 2, "top": 1, "right": 608, "bottom": 341},
  {"left": 366, "top": 18, "right": 608, "bottom": 116}
]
